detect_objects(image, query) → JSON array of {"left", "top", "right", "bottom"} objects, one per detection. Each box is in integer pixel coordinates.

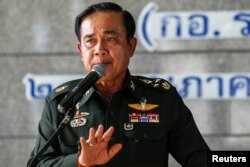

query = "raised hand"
[{"left": 78, "top": 125, "right": 122, "bottom": 167}]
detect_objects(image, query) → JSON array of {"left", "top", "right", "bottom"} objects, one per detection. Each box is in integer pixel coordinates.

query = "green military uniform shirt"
[{"left": 28, "top": 71, "right": 210, "bottom": 167}]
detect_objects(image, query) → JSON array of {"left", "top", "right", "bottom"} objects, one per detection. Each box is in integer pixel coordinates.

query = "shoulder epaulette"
[
  {"left": 133, "top": 76, "right": 172, "bottom": 91},
  {"left": 48, "top": 79, "right": 82, "bottom": 101}
]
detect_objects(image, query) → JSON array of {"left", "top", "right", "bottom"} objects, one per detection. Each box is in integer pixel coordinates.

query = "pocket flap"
[{"left": 124, "top": 123, "right": 165, "bottom": 141}]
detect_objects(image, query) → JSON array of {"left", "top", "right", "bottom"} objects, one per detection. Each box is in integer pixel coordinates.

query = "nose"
[{"left": 94, "top": 40, "right": 108, "bottom": 57}]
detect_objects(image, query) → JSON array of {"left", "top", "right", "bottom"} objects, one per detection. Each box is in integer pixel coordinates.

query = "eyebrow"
[
  {"left": 83, "top": 30, "right": 118, "bottom": 38},
  {"left": 103, "top": 30, "right": 118, "bottom": 35}
]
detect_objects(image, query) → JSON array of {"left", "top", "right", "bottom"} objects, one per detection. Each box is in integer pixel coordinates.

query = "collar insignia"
[
  {"left": 130, "top": 80, "right": 135, "bottom": 90},
  {"left": 140, "top": 78, "right": 171, "bottom": 90},
  {"left": 140, "top": 79, "right": 153, "bottom": 84},
  {"left": 162, "top": 81, "right": 170, "bottom": 90}
]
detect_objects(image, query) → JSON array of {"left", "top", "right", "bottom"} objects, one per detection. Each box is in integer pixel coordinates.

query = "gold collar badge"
[
  {"left": 140, "top": 78, "right": 170, "bottom": 90},
  {"left": 130, "top": 80, "right": 135, "bottom": 90}
]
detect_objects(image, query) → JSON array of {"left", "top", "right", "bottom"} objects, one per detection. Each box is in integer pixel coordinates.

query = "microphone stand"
[
  {"left": 28, "top": 107, "right": 76, "bottom": 167},
  {"left": 28, "top": 65, "right": 105, "bottom": 167}
]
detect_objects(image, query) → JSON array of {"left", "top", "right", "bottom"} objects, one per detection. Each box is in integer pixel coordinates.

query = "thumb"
[{"left": 108, "top": 144, "right": 122, "bottom": 159}]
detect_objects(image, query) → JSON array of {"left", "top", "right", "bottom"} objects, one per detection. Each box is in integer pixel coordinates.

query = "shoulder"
[
  {"left": 47, "top": 79, "right": 82, "bottom": 102},
  {"left": 132, "top": 75, "right": 174, "bottom": 92}
]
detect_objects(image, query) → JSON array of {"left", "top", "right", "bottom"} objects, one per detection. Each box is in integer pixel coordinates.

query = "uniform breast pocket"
[
  {"left": 59, "top": 126, "right": 89, "bottom": 154},
  {"left": 123, "top": 123, "right": 167, "bottom": 163},
  {"left": 59, "top": 142, "right": 78, "bottom": 155}
]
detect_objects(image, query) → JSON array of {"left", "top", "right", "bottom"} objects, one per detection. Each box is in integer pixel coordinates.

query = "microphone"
[
  {"left": 57, "top": 64, "right": 106, "bottom": 113},
  {"left": 28, "top": 64, "right": 105, "bottom": 167}
]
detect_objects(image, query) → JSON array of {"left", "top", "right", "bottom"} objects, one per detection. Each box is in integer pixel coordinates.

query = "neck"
[{"left": 95, "top": 73, "right": 126, "bottom": 99}]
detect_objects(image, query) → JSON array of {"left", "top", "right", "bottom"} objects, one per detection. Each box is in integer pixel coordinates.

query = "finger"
[
  {"left": 108, "top": 144, "right": 122, "bottom": 159},
  {"left": 86, "top": 127, "right": 97, "bottom": 146},
  {"left": 95, "top": 124, "right": 104, "bottom": 142},
  {"left": 88, "top": 127, "right": 96, "bottom": 140},
  {"left": 102, "top": 126, "right": 114, "bottom": 142},
  {"left": 79, "top": 136, "right": 88, "bottom": 151},
  {"left": 79, "top": 137, "right": 91, "bottom": 166}
]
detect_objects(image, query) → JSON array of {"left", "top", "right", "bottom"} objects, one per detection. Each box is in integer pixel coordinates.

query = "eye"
[
  {"left": 84, "top": 39, "right": 95, "bottom": 47},
  {"left": 85, "top": 39, "right": 94, "bottom": 43},
  {"left": 106, "top": 37, "right": 117, "bottom": 42}
]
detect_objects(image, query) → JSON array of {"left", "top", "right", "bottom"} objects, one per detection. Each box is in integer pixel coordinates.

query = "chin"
[{"left": 99, "top": 73, "right": 114, "bottom": 82}]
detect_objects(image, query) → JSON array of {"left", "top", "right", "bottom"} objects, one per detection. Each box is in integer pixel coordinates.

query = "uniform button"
[
  {"left": 134, "top": 139, "right": 139, "bottom": 143},
  {"left": 143, "top": 134, "right": 148, "bottom": 139}
]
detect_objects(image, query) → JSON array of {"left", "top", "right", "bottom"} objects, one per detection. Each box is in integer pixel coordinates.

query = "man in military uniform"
[{"left": 28, "top": 2, "right": 210, "bottom": 167}]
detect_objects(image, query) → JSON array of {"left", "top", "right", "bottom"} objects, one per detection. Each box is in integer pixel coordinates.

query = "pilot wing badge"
[
  {"left": 128, "top": 97, "right": 159, "bottom": 123},
  {"left": 128, "top": 97, "right": 159, "bottom": 112}
]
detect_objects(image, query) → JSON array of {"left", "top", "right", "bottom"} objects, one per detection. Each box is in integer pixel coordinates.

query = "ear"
[
  {"left": 76, "top": 42, "right": 82, "bottom": 54},
  {"left": 76, "top": 42, "right": 84, "bottom": 60},
  {"left": 129, "top": 37, "right": 137, "bottom": 57}
]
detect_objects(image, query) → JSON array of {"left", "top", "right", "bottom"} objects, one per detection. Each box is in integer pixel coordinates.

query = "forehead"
[{"left": 80, "top": 11, "right": 125, "bottom": 36}]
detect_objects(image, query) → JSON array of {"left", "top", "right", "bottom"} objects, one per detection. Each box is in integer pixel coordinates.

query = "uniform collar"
[
  {"left": 123, "top": 70, "right": 143, "bottom": 101},
  {"left": 79, "top": 69, "right": 142, "bottom": 107}
]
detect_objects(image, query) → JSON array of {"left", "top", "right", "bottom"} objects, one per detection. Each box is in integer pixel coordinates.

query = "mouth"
[{"left": 93, "top": 61, "right": 112, "bottom": 67}]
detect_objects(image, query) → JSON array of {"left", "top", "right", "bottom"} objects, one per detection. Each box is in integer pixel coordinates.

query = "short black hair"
[{"left": 75, "top": 2, "right": 136, "bottom": 42}]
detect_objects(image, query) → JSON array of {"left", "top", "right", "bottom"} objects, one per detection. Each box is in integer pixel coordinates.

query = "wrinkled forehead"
[{"left": 80, "top": 11, "right": 125, "bottom": 37}]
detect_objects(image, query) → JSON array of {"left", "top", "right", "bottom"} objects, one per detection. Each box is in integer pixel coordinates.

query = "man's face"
[{"left": 77, "top": 11, "right": 137, "bottom": 82}]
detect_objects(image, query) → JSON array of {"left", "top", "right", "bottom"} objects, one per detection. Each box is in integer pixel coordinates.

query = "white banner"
[
  {"left": 138, "top": 2, "right": 250, "bottom": 51},
  {"left": 23, "top": 73, "right": 250, "bottom": 101}
]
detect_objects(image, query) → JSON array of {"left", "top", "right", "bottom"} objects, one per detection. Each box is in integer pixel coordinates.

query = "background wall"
[{"left": 1, "top": 0, "right": 250, "bottom": 166}]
